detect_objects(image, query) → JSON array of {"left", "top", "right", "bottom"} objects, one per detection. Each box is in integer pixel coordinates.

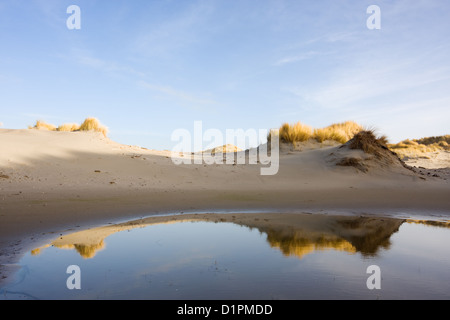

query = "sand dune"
[{"left": 0, "top": 128, "right": 449, "bottom": 284}]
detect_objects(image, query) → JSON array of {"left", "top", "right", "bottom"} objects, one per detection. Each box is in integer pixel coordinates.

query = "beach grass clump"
[
  {"left": 348, "top": 130, "right": 389, "bottom": 159},
  {"left": 29, "top": 117, "right": 108, "bottom": 137},
  {"left": 313, "top": 127, "right": 345, "bottom": 144},
  {"left": 314, "top": 121, "right": 363, "bottom": 144},
  {"left": 79, "top": 118, "right": 108, "bottom": 137},
  {"left": 279, "top": 122, "right": 313, "bottom": 143},
  {"left": 414, "top": 135, "right": 450, "bottom": 146},
  {"left": 388, "top": 135, "right": 449, "bottom": 159},
  {"left": 30, "top": 120, "right": 57, "bottom": 131},
  {"left": 57, "top": 123, "right": 81, "bottom": 132},
  {"left": 275, "top": 120, "right": 364, "bottom": 144}
]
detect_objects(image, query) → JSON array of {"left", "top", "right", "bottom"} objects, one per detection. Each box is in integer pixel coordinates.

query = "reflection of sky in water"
[
  {"left": 2, "top": 219, "right": 450, "bottom": 300},
  {"left": 371, "top": 223, "right": 450, "bottom": 299}
]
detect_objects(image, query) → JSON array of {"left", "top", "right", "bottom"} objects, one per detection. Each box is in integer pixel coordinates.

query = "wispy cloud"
[
  {"left": 286, "top": 58, "right": 450, "bottom": 111},
  {"left": 132, "top": 2, "right": 215, "bottom": 58},
  {"left": 274, "top": 51, "right": 327, "bottom": 66},
  {"left": 74, "top": 52, "right": 146, "bottom": 78},
  {"left": 296, "top": 31, "right": 359, "bottom": 48},
  {"left": 52, "top": 48, "right": 147, "bottom": 80},
  {"left": 138, "top": 81, "right": 217, "bottom": 106}
]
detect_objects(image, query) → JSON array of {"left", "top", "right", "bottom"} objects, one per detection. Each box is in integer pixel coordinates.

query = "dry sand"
[
  {"left": 1, "top": 128, "right": 449, "bottom": 284},
  {"left": 402, "top": 150, "right": 450, "bottom": 169}
]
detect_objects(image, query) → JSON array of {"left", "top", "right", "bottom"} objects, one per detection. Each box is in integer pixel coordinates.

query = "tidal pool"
[{"left": 1, "top": 213, "right": 450, "bottom": 300}]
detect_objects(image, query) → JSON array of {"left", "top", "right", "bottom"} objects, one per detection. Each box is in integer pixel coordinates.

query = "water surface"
[{"left": 1, "top": 213, "right": 449, "bottom": 300}]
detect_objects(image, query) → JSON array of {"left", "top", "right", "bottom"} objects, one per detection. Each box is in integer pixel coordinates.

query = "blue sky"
[{"left": 1, "top": 0, "right": 449, "bottom": 150}]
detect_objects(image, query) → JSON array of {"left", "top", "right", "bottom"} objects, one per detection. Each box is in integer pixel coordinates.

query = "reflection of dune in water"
[
  {"left": 30, "top": 219, "right": 198, "bottom": 259},
  {"left": 31, "top": 241, "right": 106, "bottom": 259},
  {"left": 31, "top": 213, "right": 444, "bottom": 260},
  {"left": 334, "top": 217, "right": 402, "bottom": 256},
  {"left": 244, "top": 216, "right": 404, "bottom": 259}
]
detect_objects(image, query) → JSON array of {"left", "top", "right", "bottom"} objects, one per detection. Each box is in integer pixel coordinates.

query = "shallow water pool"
[{"left": 1, "top": 213, "right": 450, "bottom": 300}]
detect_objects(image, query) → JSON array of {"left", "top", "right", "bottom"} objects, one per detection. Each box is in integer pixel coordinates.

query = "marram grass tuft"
[
  {"left": 275, "top": 120, "right": 363, "bottom": 144},
  {"left": 29, "top": 118, "right": 108, "bottom": 137}
]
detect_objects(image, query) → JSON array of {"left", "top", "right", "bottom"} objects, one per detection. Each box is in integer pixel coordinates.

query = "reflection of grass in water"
[
  {"left": 74, "top": 240, "right": 104, "bottom": 259},
  {"left": 73, "top": 242, "right": 105, "bottom": 259},
  {"left": 407, "top": 219, "right": 450, "bottom": 229},
  {"left": 31, "top": 248, "right": 43, "bottom": 256},
  {"left": 52, "top": 241, "right": 105, "bottom": 259},
  {"left": 264, "top": 229, "right": 356, "bottom": 259}
]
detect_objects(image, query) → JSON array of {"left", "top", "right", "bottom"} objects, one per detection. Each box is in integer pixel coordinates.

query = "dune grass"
[
  {"left": 275, "top": 120, "right": 364, "bottom": 144},
  {"left": 414, "top": 135, "right": 450, "bottom": 146},
  {"left": 279, "top": 122, "right": 313, "bottom": 143},
  {"left": 348, "top": 130, "right": 389, "bottom": 159},
  {"left": 30, "top": 120, "right": 57, "bottom": 131},
  {"left": 388, "top": 135, "right": 449, "bottom": 159},
  {"left": 79, "top": 118, "right": 108, "bottom": 137},
  {"left": 57, "top": 123, "right": 81, "bottom": 132},
  {"left": 314, "top": 121, "right": 364, "bottom": 144},
  {"left": 29, "top": 118, "right": 108, "bottom": 137}
]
